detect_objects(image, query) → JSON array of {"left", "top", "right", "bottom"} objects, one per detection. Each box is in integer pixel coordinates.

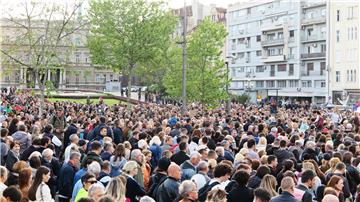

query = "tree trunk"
[
  {"left": 38, "top": 69, "right": 48, "bottom": 117},
  {"left": 127, "top": 64, "right": 135, "bottom": 110}
]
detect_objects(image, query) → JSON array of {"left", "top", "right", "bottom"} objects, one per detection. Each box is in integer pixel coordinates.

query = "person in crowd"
[
  {"left": 18, "top": 168, "right": 32, "bottom": 202},
  {"left": 296, "top": 169, "right": 316, "bottom": 202},
  {"left": 28, "top": 166, "right": 54, "bottom": 202},
  {"left": 64, "top": 134, "right": 79, "bottom": 163},
  {"left": 0, "top": 165, "right": 8, "bottom": 195},
  {"left": 130, "top": 149, "right": 145, "bottom": 188},
  {"left": 180, "top": 152, "right": 201, "bottom": 181},
  {"left": 176, "top": 180, "right": 198, "bottom": 202},
  {"left": 122, "top": 160, "right": 146, "bottom": 202},
  {"left": 205, "top": 189, "right": 227, "bottom": 202},
  {"left": 147, "top": 157, "right": 171, "bottom": 198},
  {"left": 254, "top": 187, "right": 271, "bottom": 202},
  {"left": 259, "top": 174, "right": 278, "bottom": 198},
  {"left": 75, "top": 173, "right": 98, "bottom": 202},
  {"left": 327, "top": 175, "right": 345, "bottom": 202},
  {"left": 105, "top": 176, "right": 127, "bottom": 202},
  {"left": 157, "top": 163, "right": 182, "bottom": 202},
  {"left": 109, "top": 143, "right": 127, "bottom": 177},
  {"left": 5, "top": 141, "right": 20, "bottom": 171},
  {"left": 88, "top": 184, "right": 106, "bottom": 202},
  {"left": 101, "top": 142, "right": 114, "bottom": 162},
  {"left": 191, "top": 161, "right": 210, "bottom": 191},
  {"left": 270, "top": 177, "right": 299, "bottom": 202},
  {"left": 248, "top": 165, "right": 271, "bottom": 189},
  {"left": 58, "top": 152, "right": 81, "bottom": 202},
  {"left": 2, "top": 186, "right": 23, "bottom": 202},
  {"left": 81, "top": 141, "right": 103, "bottom": 167},
  {"left": 11, "top": 124, "right": 31, "bottom": 153},
  {"left": 227, "top": 170, "right": 254, "bottom": 202}
]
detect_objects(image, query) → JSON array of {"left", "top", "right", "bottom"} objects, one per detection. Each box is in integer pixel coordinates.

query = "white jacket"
[{"left": 30, "top": 182, "right": 54, "bottom": 202}]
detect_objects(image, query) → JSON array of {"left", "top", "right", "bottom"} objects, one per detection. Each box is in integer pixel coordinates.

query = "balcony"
[
  {"left": 261, "top": 38, "right": 284, "bottom": 47},
  {"left": 287, "top": 54, "right": 295, "bottom": 59},
  {"left": 261, "top": 55, "right": 286, "bottom": 63},
  {"left": 301, "top": 16, "right": 326, "bottom": 26},
  {"left": 300, "top": 52, "right": 326, "bottom": 60},
  {"left": 301, "top": 35, "right": 326, "bottom": 43},
  {"left": 302, "top": 2, "right": 326, "bottom": 10}
]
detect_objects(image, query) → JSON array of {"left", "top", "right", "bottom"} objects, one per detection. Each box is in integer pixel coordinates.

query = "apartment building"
[
  {"left": 0, "top": 18, "right": 120, "bottom": 91},
  {"left": 329, "top": 1, "right": 359, "bottom": 105},
  {"left": 227, "top": 0, "right": 327, "bottom": 104}
]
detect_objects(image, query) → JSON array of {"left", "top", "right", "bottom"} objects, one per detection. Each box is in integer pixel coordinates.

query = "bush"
[{"left": 231, "top": 94, "right": 250, "bottom": 104}]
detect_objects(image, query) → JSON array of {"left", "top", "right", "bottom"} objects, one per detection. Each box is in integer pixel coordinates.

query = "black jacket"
[
  {"left": 156, "top": 177, "right": 180, "bottom": 202},
  {"left": 227, "top": 184, "right": 254, "bottom": 202},
  {"left": 270, "top": 191, "right": 300, "bottom": 202},
  {"left": 345, "top": 163, "right": 360, "bottom": 195},
  {"left": 295, "top": 184, "right": 313, "bottom": 202},
  {"left": 248, "top": 175, "right": 262, "bottom": 189},
  {"left": 274, "top": 148, "right": 294, "bottom": 170},
  {"left": 112, "top": 127, "right": 124, "bottom": 144},
  {"left": 64, "top": 123, "right": 78, "bottom": 148},
  {"left": 170, "top": 151, "right": 189, "bottom": 166},
  {"left": 147, "top": 172, "right": 167, "bottom": 198},
  {"left": 81, "top": 152, "right": 103, "bottom": 168},
  {"left": 125, "top": 175, "right": 146, "bottom": 202},
  {"left": 325, "top": 173, "right": 351, "bottom": 199}
]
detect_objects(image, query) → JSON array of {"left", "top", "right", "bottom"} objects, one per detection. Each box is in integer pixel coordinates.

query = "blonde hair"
[
  {"left": 302, "top": 161, "right": 315, "bottom": 172},
  {"left": 105, "top": 176, "right": 126, "bottom": 202},
  {"left": 208, "top": 159, "right": 217, "bottom": 169},
  {"left": 259, "top": 174, "right": 277, "bottom": 198},
  {"left": 122, "top": 161, "right": 138, "bottom": 174},
  {"left": 328, "top": 157, "right": 341, "bottom": 173}
]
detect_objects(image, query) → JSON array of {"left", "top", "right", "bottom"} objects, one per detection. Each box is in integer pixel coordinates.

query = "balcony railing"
[
  {"left": 261, "top": 38, "right": 284, "bottom": 46},
  {"left": 301, "top": 34, "right": 326, "bottom": 42},
  {"left": 301, "top": 52, "right": 326, "bottom": 59},
  {"left": 301, "top": 16, "right": 326, "bottom": 25}
]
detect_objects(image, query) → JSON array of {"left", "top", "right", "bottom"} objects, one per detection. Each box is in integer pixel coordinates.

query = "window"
[
  {"left": 351, "top": 27, "right": 354, "bottom": 39},
  {"left": 256, "top": 66, "right": 264, "bottom": 72},
  {"left": 321, "top": 44, "right": 326, "bottom": 53},
  {"left": 289, "top": 64, "right": 294, "bottom": 76},
  {"left": 320, "top": 62, "right": 326, "bottom": 75},
  {"left": 321, "top": 82, "right": 326, "bottom": 88},
  {"left": 238, "top": 52, "right": 245, "bottom": 58},
  {"left": 232, "top": 68, "right": 236, "bottom": 77},
  {"left": 247, "top": 8, "right": 251, "bottom": 15},
  {"left": 351, "top": 70, "right": 353, "bottom": 81},
  {"left": 347, "top": 70, "right": 350, "bottom": 81},
  {"left": 355, "top": 70, "right": 357, "bottom": 81},
  {"left": 278, "top": 64, "right": 286, "bottom": 72},
  {"left": 348, "top": 6, "right": 354, "bottom": 19},
  {"left": 75, "top": 52, "right": 80, "bottom": 63},
  {"left": 355, "top": 27, "right": 358, "bottom": 39},
  {"left": 278, "top": 32, "right": 283, "bottom": 39},
  {"left": 268, "top": 49, "right": 276, "bottom": 56},
  {"left": 336, "top": 71, "right": 340, "bottom": 82},
  {"left": 256, "top": 81, "right": 264, "bottom": 88},
  {"left": 307, "top": 81, "right": 312, "bottom": 87},
  {"left": 239, "top": 67, "right": 245, "bottom": 72},
  {"left": 337, "top": 10, "right": 340, "bottom": 21},
  {"left": 289, "top": 30, "right": 294, "bottom": 38},
  {"left": 270, "top": 65, "right": 275, "bottom": 76},
  {"left": 307, "top": 63, "right": 314, "bottom": 75},
  {"left": 75, "top": 37, "right": 81, "bottom": 46},
  {"left": 267, "top": 33, "right": 276, "bottom": 40},
  {"left": 348, "top": 27, "right": 351, "bottom": 40},
  {"left": 267, "top": 81, "right": 275, "bottom": 88},
  {"left": 277, "top": 80, "right": 286, "bottom": 88},
  {"left": 307, "top": 28, "right": 313, "bottom": 36},
  {"left": 256, "top": 35, "right": 261, "bottom": 42},
  {"left": 336, "top": 30, "right": 340, "bottom": 42},
  {"left": 289, "top": 80, "right": 298, "bottom": 88},
  {"left": 256, "top": 50, "right": 262, "bottom": 56},
  {"left": 278, "top": 48, "right": 283, "bottom": 55},
  {"left": 302, "top": 81, "right": 307, "bottom": 88}
]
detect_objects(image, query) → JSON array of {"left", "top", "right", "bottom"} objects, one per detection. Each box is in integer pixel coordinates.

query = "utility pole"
[{"left": 181, "top": 0, "right": 187, "bottom": 115}]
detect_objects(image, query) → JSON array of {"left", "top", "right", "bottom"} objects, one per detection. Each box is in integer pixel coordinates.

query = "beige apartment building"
[{"left": 329, "top": 1, "right": 360, "bottom": 105}]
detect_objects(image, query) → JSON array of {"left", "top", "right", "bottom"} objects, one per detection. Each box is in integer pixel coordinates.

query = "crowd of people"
[{"left": 1, "top": 88, "right": 360, "bottom": 202}]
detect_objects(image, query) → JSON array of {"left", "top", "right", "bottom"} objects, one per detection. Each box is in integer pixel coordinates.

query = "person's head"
[
  {"left": 189, "top": 152, "right": 201, "bottom": 167},
  {"left": 254, "top": 187, "right": 271, "bottom": 202},
  {"left": 197, "top": 161, "right": 209, "bottom": 173},
  {"left": 179, "top": 142, "right": 188, "bottom": 152},
  {"left": 214, "top": 163, "right": 232, "bottom": 182},
  {"left": 256, "top": 165, "right": 271, "bottom": 178},
  {"left": 122, "top": 161, "right": 139, "bottom": 176},
  {"left": 267, "top": 155, "right": 278, "bottom": 168},
  {"left": 301, "top": 170, "right": 316, "bottom": 188},
  {"left": 280, "top": 177, "right": 295, "bottom": 194},
  {"left": 42, "top": 148, "right": 54, "bottom": 163},
  {"left": 282, "top": 159, "right": 294, "bottom": 171},
  {"left": 322, "top": 194, "right": 339, "bottom": 202},
  {"left": 81, "top": 173, "right": 97, "bottom": 191},
  {"left": 233, "top": 170, "right": 250, "bottom": 186},
  {"left": 142, "top": 150, "right": 152, "bottom": 163},
  {"left": 18, "top": 124, "right": 27, "bottom": 132},
  {"left": 2, "top": 186, "right": 22, "bottom": 202},
  {"left": 131, "top": 149, "right": 144, "bottom": 164},
  {"left": 97, "top": 196, "right": 116, "bottom": 202},
  {"left": 335, "top": 162, "right": 346, "bottom": 174},
  {"left": 12, "top": 161, "right": 28, "bottom": 173},
  {"left": 178, "top": 180, "right": 198, "bottom": 201},
  {"left": 10, "top": 141, "right": 20, "bottom": 154},
  {"left": 28, "top": 166, "right": 50, "bottom": 201},
  {"left": 105, "top": 176, "right": 126, "bottom": 202},
  {"left": 88, "top": 161, "right": 101, "bottom": 177},
  {"left": 327, "top": 175, "right": 344, "bottom": 192},
  {"left": 18, "top": 168, "right": 32, "bottom": 189},
  {"left": 70, "top": 134, "right": 79, "bottom": 144},
  {"left": 0, "top": 128, "right": 8, "bottom": 138},
  {"left": 88, "top": 184, "right": 105, "bottom": 202},
  {"left": 247, "top": 139, "right": 256, "bottom": 149},
  {"left": 342, "top": 152, "right": 353, "bottom": 164},
  {"left": 114, "top": 143, "right": 125, "bottom": 159},
  {"left": 91, "top": 141, "right": 103, "bottom": 154},
  {"left": 168, "top": 163, "right": 182, "bottom": 180},
  {"left": 259, "top": 174, "right": 277, "bottom": 195},
  {"left": 103, "top": 142, "right": 114, "bottom": 154},
  {"left": 56, "top": 107, "right": 64, "bottom": 116},
  {"left": 205, "top": 189, "right": 227, "bottom": 202},
  {"left": 100, "top": 127, "right": 107, "bottom": 137},
  {"left": 156, "top": 157, "right": 171, "bottom": 173},
  {"left": 69, "top": 152, "right": 82, "bottom": 169},
  {"left": 0, "top": 166, "right": 8, "bottom": 183},
  {"left": 43, "top": 124, "right": 53, "bottom": 134}
]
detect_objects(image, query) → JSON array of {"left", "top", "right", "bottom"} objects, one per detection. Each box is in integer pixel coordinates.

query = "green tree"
[
  {"left": 0, "top": 0, "right": 88, "bottom": 115},
  {"left": 164, "top": 18, "right": 228, "bottom": 109},
  {"left": 87, "top": 0, "right": 177, "bottom": 105}
]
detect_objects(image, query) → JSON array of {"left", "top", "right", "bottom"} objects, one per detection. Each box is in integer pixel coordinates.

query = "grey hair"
[
  {"left": 197, "top": 161, "right": 208, "bottom": 171},
  {"left": 42, "top": 148, "right": 54, "bottom": 158},
  {"left": 88, "top": 161, "right": 101, "bottom": 175},
  {"left": 130, "top": 149, "right": 142, "bottom": 160},
  {"left": 190, "top": 152, "right": 201, "bottom": 159},
  {"left": 88, "top": 184, "right": 105, "bottom": 197},
  {"left": 70, "top": 134, "right": 79, "bottom": 142},
  {"left": 69, "top": 152, "right": 81, "bottom": 160},
  {"left": 179, "top": 180, "right": 196, "bottom": 197},
  {"left": 0, "top": 166, "right": 8, "bottom": 179},
  {"left": 139, "top": 196, "right": 156, "bottom": 202},
  {"left": 215, "top": 147, "right": 224, "bottom": 156}
]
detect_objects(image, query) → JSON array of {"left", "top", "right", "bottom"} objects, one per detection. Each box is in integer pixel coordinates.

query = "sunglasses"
[{"left": 87, "top": 180, "right": 97, "bottom": 184}]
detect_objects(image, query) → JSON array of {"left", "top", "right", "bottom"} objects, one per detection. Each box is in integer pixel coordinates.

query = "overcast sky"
[{"left": 169, "top": 0, "right": 243, "bottom": 9}]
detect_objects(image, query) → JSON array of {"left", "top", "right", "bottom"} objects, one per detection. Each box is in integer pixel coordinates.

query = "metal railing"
[
  {"left": 301, "top": 52, "right": 325, "bottom": 59},
  {"left": 261, "top": 38, "right": 284, "bottom": 46}
]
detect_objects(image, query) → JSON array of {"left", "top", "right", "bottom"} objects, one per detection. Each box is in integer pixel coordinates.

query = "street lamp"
[{"left": 226, "top": 56, "right": 237, "bottom": 114}]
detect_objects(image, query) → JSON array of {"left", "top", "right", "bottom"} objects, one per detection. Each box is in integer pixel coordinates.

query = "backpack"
[
  {"left": 198, "top": 180, "right": 220, "bottom": 202},
  {"left": 149, "top": 174, "right": 167, "bottom": 199}
]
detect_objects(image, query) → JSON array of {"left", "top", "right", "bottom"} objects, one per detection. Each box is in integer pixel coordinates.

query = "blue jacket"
[
  {"left": 270, "top": 191, "right": 300, "bottom": 202},
  {"left": 57, "top": 162, "right": 77, "bottom": 199},
  {"left": 149, "top": 144, "right": 162, "bottom": 168},
  {"left": 180, "top": 160, "right": 196, "bottom": 181}
]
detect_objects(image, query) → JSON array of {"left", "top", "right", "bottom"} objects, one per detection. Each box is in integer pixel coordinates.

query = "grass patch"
[{"left": 47, "top": 98, "right": 122, "bottom": 106}]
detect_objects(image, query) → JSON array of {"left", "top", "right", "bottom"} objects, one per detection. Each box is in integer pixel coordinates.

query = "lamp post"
[
  {"left": 226, "top": 56, "right": 236, "bottom": 114},
  {"left": 181, "top": 0, "right": 187, "bottom": 115}
]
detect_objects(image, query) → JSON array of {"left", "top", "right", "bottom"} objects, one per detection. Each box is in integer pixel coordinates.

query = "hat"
[{"left": 157, "top": 157, "right": 171, "bottom": 171}]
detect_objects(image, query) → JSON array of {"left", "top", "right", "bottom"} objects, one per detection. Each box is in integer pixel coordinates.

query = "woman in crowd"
[
  {"left": 110, "top": 144, "right": 127, "bottom": 177},
  {"left": 327, "top": 175, "right": 345, "bottom": 202},
  {"left": 5, "top": 141, "right": 20, "bottom": 171},
  {"left": 28, "top": 166, "right": 53, "bottom": 202},
  {"left": 259, "top": 174, "right": 278, "bottom": 198},
  {"left": 18, "top": 168, "right": 32, "bottom": 202},
  {"left": 122, "top": 161, "right": 145, "bottom": 202},
  {"left": 105, "top": 176, "right": 127, "bottom": 202}
]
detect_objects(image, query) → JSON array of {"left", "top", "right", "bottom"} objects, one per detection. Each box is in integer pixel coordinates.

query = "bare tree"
[{"left": 0, "top": 0, "right": 88, "bottom": 115}]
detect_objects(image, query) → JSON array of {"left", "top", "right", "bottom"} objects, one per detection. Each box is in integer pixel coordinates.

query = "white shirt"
[
  {"left": 64, "top": 143, "right": 77, "bottom": 163},
  {"left": 0, "top": 182, "right": 7, "bottom": 196},
  {"left": 30, "top": 182, "right": 54, "bottom": 202},
  {"left": 191, "top": 173, "right": 208, "bottom": 191}
]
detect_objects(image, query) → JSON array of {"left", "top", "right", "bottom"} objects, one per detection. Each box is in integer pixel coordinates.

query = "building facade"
[
  {"left": 227, "top": 0, "right": 327, "bottom": 104},
  {"left": 0, "top": 18, "right": 120, "bottom": 91},
  {"left": 329, "top": 1, "right": 359, "bottom": 105}
]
